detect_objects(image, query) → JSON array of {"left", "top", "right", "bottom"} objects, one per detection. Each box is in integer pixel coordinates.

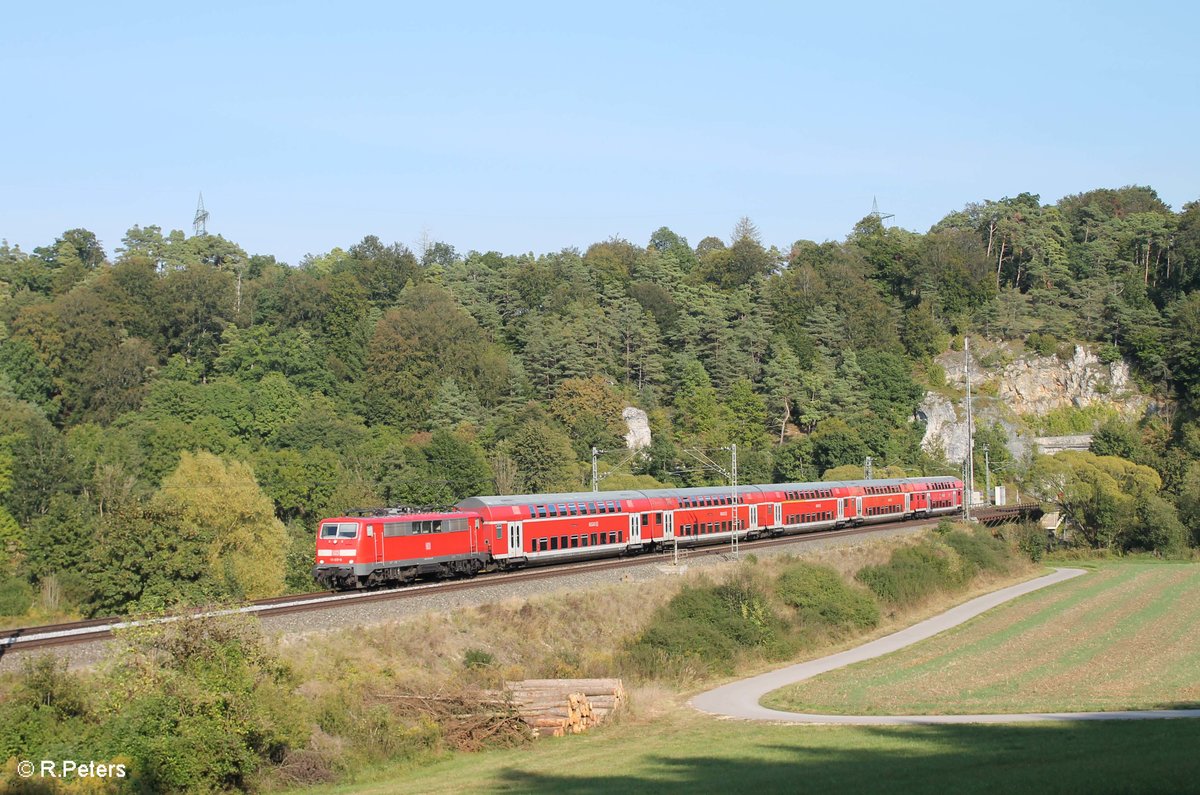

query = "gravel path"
[{"left": 691, "top": 567, "right": 1200, "bottom": 724}]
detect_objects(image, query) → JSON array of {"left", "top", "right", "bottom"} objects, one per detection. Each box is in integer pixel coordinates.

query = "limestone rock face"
[
  {"left": 940, "top": 345, "right": 1141, "bottom": 416},
  {"left": 920, "top": 344, "right": 1147, "bottom": 462},
  {"left": 623, "top": 407, "right": 651, "bottom": 450},
  {"left": 996, "top": 346, "right": 1138, "bottom": 415},
  {"left": 916, "top": 393, "right": 966, "bottom": 463}
]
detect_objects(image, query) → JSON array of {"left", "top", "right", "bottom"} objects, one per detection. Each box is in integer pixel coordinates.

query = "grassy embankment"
[{"left": 764, "top": 559, "right": 1200, "bottom": 715}]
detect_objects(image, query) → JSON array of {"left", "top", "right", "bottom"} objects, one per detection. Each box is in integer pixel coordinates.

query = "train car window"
[
  {"left": 496, "top": 526, "right": 503, "bottom": 540},
  {"left": 583, "top": 501, "right": 594, "bottom": 513},
  {"left": 598, "top": 502, "right": 607, "bottom": 514},
  {"left": 654, "top": 512, "right": 662, "bottom": 525},
  {"left": 550, "top": 537, "right": 559, "bottom": 550},
  {"left": 565, "top": 503, "right": 575, "bottom": 516},
  {"left": 608, "top": 531, "right": 617, "bottom": 544},
  {"left": 641, "top": 513, "right": 650, "bottom": 526},
  {"left": 607, "top": 500, "right": 618, "bottom": 512},
  {"left": 382, "top": 521, "right": 407, "bottom": 537},
  {"left": 559, "top": 535, "right": 567, "bottom": 548},
  {"left": 537, "top": 505, "right": 547, "bottom": 518},
  {"left": 590, "top": 533, "right": 598, "bottom": 545},
  {"left": 556, "top": 504, "right": 567, "bottom": 516}
]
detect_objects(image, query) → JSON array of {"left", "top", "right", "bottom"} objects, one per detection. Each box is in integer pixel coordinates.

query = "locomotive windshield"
[{"left": 319, "top": 522, "right": 358, "bottom": 539}]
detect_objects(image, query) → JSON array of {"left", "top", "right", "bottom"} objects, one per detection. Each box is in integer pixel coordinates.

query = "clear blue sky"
[{"left": 3, "top": 1, "right": 1197, "bottom": 265}]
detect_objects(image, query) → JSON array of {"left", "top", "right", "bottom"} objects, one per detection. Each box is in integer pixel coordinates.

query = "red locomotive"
[{"left": 312, "top": 476, "right": 964, "bottom": 590}]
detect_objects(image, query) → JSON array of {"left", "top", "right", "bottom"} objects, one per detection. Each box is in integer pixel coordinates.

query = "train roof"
[
  {"left": 457, "top": 477, "right": 963, "bottom": 512},
  {"left": 457, "top": 490, "right": 647, "bottom": 510}
]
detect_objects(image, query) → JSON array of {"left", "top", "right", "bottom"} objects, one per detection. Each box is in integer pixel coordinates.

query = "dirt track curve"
[{"left": 690, "top": 568, "right": 1200, "bottom": 725}]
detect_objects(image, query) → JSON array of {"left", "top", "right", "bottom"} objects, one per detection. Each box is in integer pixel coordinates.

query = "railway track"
[{"left": 0, "top": 506, "right": 1037, "bottom": 656}]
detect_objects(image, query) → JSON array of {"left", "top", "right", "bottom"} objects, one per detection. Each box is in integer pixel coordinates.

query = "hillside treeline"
[{"left": 2, "top": 186, "right": 1200, "bottom": 617}]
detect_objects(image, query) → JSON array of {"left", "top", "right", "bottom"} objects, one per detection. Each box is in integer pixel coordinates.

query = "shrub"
[
  {"left": 856, "top": 542, "right": 959, "bottom": 605},
  {"left": 0, "top": 657, "right": 90, "bottom": 764},
  {"left": 775, "top": 563, "right": 879, "bottom": 630},
  {"left": 1012, "top": 521, "right": 1049, "bottom": 562},
  {"left": 627, "top": 577, "right": 791, "bottom": 676},
  {"left": 1026, "top": 332, "right": 1057, "bottom": 357},
  {"left": 462, "top": 648, "right": 495, "bottom": 669},
  {"left": 943, "top": 529, "right": 1012, "bottom": 574},
  {"left": 94, "top": 616, "right": 310, "bottom": 793},
  {"left": 1097, "top": 343, "right": 1122, "bottom": 364},
  {"left": 0, "top": 574, "right": 34, "bottom": 617}
]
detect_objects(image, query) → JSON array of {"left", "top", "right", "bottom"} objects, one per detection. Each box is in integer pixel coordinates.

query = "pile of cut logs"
[{"left": 503, "top": 678, "right": 626, "bottom": 738}]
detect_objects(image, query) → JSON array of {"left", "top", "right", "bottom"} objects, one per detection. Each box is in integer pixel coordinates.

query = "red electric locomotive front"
[{"left": 312, "top": 508, "right": 488, "bottom": 589}]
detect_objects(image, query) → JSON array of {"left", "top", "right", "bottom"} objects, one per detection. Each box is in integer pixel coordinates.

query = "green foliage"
[
  {"left": 502, "top": 419, "right": 578, "bottom": 494},
  {"left": 854, "top": 533, "right": 1013, "bottom": 605},
  {"left": 811, "top": 418, "right": 868, "bottom": 475},
  {"left": 101, "top": 616, "right": 307, "bottom": 793},
  {"left": 775, "top": 562, "right": 879, "bottom": 630},
  {"left": 462, "top": 648, "right": 496, "bottom": 669},
  {"left": 1025, "top": 332, "right": 1059, "bottom": 357},
  {"left": 155, "top": 451, "right": 288, "bottom": 599},
  {"left": 1011, "top": 521, "right": 1050, "bottom": 562},
  {"left": 943, "top": 528, "right": 1013, "bottom": 575},
  {"left": 0, "top": 617, "right": 306, "bottom": 794},
  {"left": 627, "top": 575, "right": 791, "bottom": 676},
  {"left": 1030, "top": 403, "right": 1120, "bottom": 436},
  {"left": 1025, "top": 450, "right": 1185, "bottom": 553},
  {"left": 365, "top": 283, "right": 512, "bottom": 429},
  {"left": 0, "top": 573, "right": 33, "bottom": 616}
]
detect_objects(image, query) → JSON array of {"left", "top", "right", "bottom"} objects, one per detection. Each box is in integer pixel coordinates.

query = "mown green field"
[
  {"left": 295, "top": 711, "right": 1200, "bottom": 794},
  {"left": 766, "top": 561, "right": 1200, "bottom": 715}
]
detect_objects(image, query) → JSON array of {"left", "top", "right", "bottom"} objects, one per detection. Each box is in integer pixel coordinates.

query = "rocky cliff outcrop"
[
  {"left": 919, "top": 344, "right": 1148, "bottom": 462},
  {"left": 623, "top": 407, "right": 651, "bottom": 450}
]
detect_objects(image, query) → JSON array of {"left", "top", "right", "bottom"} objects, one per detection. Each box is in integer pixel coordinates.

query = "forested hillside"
[{"left": 2, "top": 186, "right": 1200, "bottom": 619}]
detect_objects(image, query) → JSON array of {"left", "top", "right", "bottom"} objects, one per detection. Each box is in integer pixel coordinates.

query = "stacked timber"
[{"left": 504, "top": 678, "right": 626, "bottom": 738}]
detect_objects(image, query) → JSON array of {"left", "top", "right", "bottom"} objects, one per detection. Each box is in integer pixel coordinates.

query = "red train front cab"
[{"left": 313, "top": 510, "right": 486, "bottom": 589}]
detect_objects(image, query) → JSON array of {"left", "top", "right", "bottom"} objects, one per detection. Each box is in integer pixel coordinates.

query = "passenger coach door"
[
  {"left": 663, "top": 512, "right": 674, "bottom": 540},
  {"left": 773, "top": 503, "right": 782, "bottom": 526},
  {"left": 508, "top": 522, "right": 524, "bottom": 556},
  {"left": 629, "top": 514, "right": 642, "bottom": 545}
]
